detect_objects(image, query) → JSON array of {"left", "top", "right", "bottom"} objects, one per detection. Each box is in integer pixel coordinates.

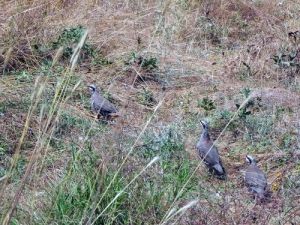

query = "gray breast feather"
[
  {"left": 92, "top": 93, "right": 117, "bottom": 114},
  {"left": 197, "top": 141, "right": 221, "bottom": 165},
  {"left": 245, "top": 166, "right": 267, "bottom": 198},
  {"left": 245, "top": 170, "right": 267, "bottom": 188}
]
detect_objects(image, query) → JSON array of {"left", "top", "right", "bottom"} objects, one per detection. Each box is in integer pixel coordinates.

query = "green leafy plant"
[
  {"left": 136, "top": 124, "right": 197, "bottom": 214},
  {"left": 15, "top": 70, "right": 33, "bottom": 82},
  {"left": 126, "top": 52, "right": 158, "bottom": 71},
  {"left": 52, "top": 26, "right": 86, "bottom": 49},
  {"left": 236, "top": 101, "right": 252, "bottom": 119},
  {"left": 210, "top": 109, "right": 237, "bottom": 131},
  {"left": 240, "top": 87, "right": 252, "bottom": 98},
  {"left": 272, "top": 46, "right": 300, "bottom": 86},
  {"left": 136, "top": 88, "right": 157, "bottom": 107},
  {"left": 236, "top": 88, "right": 257, "bottom": 119},
  {"left": 51, "top": 26, "right": 109, "bottom": 66},
  {"left": 272, "top": 48, "right": 300, "bottom": 69},
  {"left": 198, "top": 97, "right": 216, "bottom": 113},
  {"left": 141, "top": 57, "right": 158, "bottom": 70},
  {"left": 140, "top": 125, "right": 184, "bottom": 160},
  {"left": 52, "top": 26, "right": 89, "bottom": 59},
  {"left": 243, "top": 115, "right": 273, "bottom": 142}
]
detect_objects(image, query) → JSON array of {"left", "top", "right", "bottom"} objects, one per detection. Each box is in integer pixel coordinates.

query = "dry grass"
[{"left": 0, "top": 0, "right": 300, "bottom": 224}]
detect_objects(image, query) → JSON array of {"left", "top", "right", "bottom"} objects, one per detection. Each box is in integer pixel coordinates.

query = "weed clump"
[
  {"left": 272, "top": 46, "right": 300, "bottom": 86},
  {"left": 125, "top": 52, "right": 159, "bottom": 85},
  {"left": 51, "top": 26, "right": 111, "bottom": 67},
  {"left": 197, "top": 97, "right": 216, "bottom": 115},
  {"left": 136, "top": 88, "right": 157, "bottom": 107},
  {"left": 38, "top": 145, "right": 129, "bottom": 224}
]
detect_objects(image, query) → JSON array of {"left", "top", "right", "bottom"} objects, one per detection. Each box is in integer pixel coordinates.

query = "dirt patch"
[{"left": 250, "top": 87, "right": 300, "bottom": 109}]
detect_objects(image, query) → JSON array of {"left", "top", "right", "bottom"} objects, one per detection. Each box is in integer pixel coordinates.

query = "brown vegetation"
[{"left": 0, "top": 0, "right": 300, "bottom": 224}]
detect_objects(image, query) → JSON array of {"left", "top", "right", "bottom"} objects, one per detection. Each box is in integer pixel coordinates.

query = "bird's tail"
[
  {"left": 251, "top": 187, "right": 266, "bottom": 199},
  {"left": 212, "top": 164, "right": 226, "bottom": 179},
  {"left": 109, "top": 112, "right": 121, "bottom": 117}
]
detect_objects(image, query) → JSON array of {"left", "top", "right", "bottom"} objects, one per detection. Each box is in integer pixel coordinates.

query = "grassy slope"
[{"left": 0, "top": 0, "right": 300, "bottom": 224}]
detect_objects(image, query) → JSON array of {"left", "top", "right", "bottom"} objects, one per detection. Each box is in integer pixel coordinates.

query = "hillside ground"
[{"left": 0, "top": 0, "right": 300, "bottom": 224}]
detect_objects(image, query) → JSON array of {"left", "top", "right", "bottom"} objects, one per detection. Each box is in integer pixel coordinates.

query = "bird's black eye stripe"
[
  {"left": 246, "top": 156, "right": 252, "bottom": 163},
  {"left": 200, "top": 121, "right": 206, "bottom": 128},
  {"left": 88, "top": 86, "right": 95, "bottom": 91}
]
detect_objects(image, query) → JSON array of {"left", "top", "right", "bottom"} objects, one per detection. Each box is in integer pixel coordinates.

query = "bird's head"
[
  {"left": 200, "top": 120, "right": 209, "bottom": 130},
  {"left": 88, "top": 84, "right": 97, "bottom": 93},
  {"left": 246, "top": 155, "right": 256, "bottom": 165}
]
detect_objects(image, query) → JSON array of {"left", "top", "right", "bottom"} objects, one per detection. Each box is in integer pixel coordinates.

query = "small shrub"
[
  {"left": 52, "top": 26, "right": 86, "bottom": 49},
  {"left": 140, "top": 125, "right": 184, "bottom": 160},
  {"left": 272, "top": 46, "right": 300, "bottom": 85},
  {"left": 235, "top": 91, "right": 262, "bottom": 120},
  {"left": 140, "top": 57, "right": 158, "bottom": 71},
  {"left": 136, "top": 88, "right": 157, "bottom": 107},
  {"left": 51, "top": 26, "right": 110, "bottom": 67},
  {"left": 15, "top": 70, "right": 33, "bottom": 82},
  {"left": 210, "top": 109, "right": 237, "bottom": 131},
  {"left": 124, "top": 52, "right": 159, "bottom": 85},
  {"left": 272, "top": 48, "right": 300, "bottom": 70},
  {"left": 197, "top": 97, "right": 216, "bottom": 114},
  {"left": 242, "top": 114, "right": 274, "bottom": 144},
  {"left": 127, "top": 52, "right": 158, "bottom": 71},
  {"left": 240, "top": 87, "right": 252, "bottom": 98}
]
